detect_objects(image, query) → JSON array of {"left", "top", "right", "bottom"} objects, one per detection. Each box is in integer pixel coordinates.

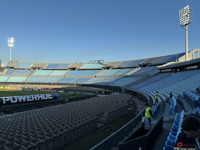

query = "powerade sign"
[{"left": 0, "top": 93, "right": 59, "bottom": 105}]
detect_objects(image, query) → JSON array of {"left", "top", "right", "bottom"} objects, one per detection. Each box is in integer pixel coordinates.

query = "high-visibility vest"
[
  {"left": 155, "top": 93, "right": 158, "bottom": 99},
  {"left": 145, "top": 107, "right": 152, "bottom": 119}
]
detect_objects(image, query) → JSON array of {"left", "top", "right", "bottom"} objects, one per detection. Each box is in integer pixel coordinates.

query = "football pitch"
[{"left": 0, "top": 89, "right": 92, "bottom": 100}]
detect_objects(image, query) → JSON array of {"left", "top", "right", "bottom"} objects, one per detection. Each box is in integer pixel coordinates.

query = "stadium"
[
  {"left": 1, "top": 1, "right": 200, "bottom": 150},
  {"left": 0, "top": 47, "right": 200, "bottom": 150}
]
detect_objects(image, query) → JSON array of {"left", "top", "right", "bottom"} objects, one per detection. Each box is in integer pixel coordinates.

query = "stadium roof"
[{"left": 158, "top": 58, "right": 200, "bottom": 70}]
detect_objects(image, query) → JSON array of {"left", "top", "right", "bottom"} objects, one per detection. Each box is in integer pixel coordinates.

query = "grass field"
[{"left": 0, "top": 90, "right": 92, "bottom": 100}]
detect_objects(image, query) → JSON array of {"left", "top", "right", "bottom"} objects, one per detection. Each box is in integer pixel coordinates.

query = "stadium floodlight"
[
  {"left": 179, "top": 5, "right": 192, "bottom": 61},
  {"left": 8, "top": 37, "right": 14, "bottom": 61}
]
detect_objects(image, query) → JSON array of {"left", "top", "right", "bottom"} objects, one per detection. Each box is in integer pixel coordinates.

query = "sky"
[{"left": 0, "top": 0, "right": 199, "bottom": 65}]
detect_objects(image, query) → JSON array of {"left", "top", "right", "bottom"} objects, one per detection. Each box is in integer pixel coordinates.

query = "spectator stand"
[
  {"left": 163, "top": 110, "right": 184, "bottom": 150},
  {"left": 183, "top": 90, "right": 200, "bottom": 115}
]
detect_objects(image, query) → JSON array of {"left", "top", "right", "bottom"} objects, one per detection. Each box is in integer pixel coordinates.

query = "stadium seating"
[
  {"left": 116, "top": 59, "right": 145, "bottom": 67},
  {"left": 67, "top": 70, "right": 86, "bottom": 76},
  {"left": 131, "top": 70, "right": 200, "bottom": 94},
  {"left": 183, "top": 91, "right": 199, "bottom": 107},
  {"left": 58, "top": 78, "right": 76, "bottom": 83},
  {"left": 33, "top": 70, "right": 52, "bottom": 76},
  {"left": 45, "top": 64, "right": 70, "bottom": 69},
  {"left": 111, "top": 77, "right": 140, "bottom": 87},
  {"left": 13, "top": 70, "right": 32, "bottom": 75},
  {"left": 130, "top": 66, "right": 158, "bottom": 76},
  {"left": 99, "top": 69, "right": 121, "bottom": 76},
  {"left": 7, "top": 76, "right": 27, "bottom": 82},
  {"left": 4, "top": 69, "right": 15, "bottom": 75},
  {"left": 84, "top": 77, "right": 119, "bottom": 85},
  {"left": 183, "top": 91, "right": 200, "bottom": 115},
  {"left": 50, "top": 70, "right": 68, "bottom": 76},
  {"left": 99, "top": 69, "right": 133, "bottom": 76},
  {"left": 80, "top": 64, "right": 104, "bottom": 69},
  {"left": 73, "top": 78, "right": 91, "bottom": 84},
  {"left": 0, "top": 76, "right": 9, "bottom": 82},
  {"left": 16, "top": 63, "right": 32, "bottom": 68},
  {"left": 155, "top": 53, "right": 184, "bottom": 65},
  {"left": 42, "top": 77, "right": 61, "bottom": 83},
  {"left": 130, "top": 73, "right": 172, "bottom": 90},
  {"left": 163, "top": 110, "right": 184, "bottom": 150},
  {"left": 26, "top": 77, "right": 46, "bottom": 83},
  {"left": 82, "top": 70, "right": 100, "bottom": 76},
  {"left": 0, "top": 94, "right": 130, "bottom": 150}
]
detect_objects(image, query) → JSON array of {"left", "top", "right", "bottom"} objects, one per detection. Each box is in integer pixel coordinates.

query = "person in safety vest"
[
  {"left": 155, "top": 91, "right": 159, "bottom": 104},
  {"left": 145, "top": 102, "right": 153, "bottom": 123}
]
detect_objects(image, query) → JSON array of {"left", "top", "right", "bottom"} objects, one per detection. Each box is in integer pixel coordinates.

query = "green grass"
[
  {"left": 0, "top": 90, "right": 92, "bottom": 100},
  {"left": 59, "top": 92, "right": 92, "bottom": 100},
  {"left": 0, "top": 90, "right": 49, "bottom": 97}
]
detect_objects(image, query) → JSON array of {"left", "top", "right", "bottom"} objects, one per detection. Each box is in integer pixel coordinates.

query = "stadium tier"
[
  {"left": 67, "top": 70, "right": 87, "bottom": 76},
  {"left": 80, "top": 63, "right": 105, "bottom": 69},
  {"left": 4, "top": 69, "right": 15, "bottom": 75},
  {"left": 84, "top": 77, "right": 119, "bottom": 85},
  {"left": 42, "top": 77, "right": 61, "bottom": 83},
  {"left": 82, "top": 70, "right": 101, "bottom": 76},
  {"left": 50, "top": 70, "right": 68, "bottom": 76},
  {"left": 99, "top": 68, "right": 133, "bottom": 76},
  {"left": 130, "top": 66, "right": 158, "bottom": 76},
  {"left": 33, "top": 70, "right": 53, "bottom": 76},
  {"left": 16, "top": 63, "right": 32, "bottom": 68},
  {"left": 0, "top": 76, "right": 9, "bottom": 82},
  {"left": 58, "top": 78, "right": 76, "bottom": 83},
  {"left": 7, "top": 76, "right": 27, "bottom": 82},
  {"left": 116, "top": 59, "right": 145, "bottom": 67},
  {"left": 45, "top": 64, "right": 70, "bottom": 69},
  {"left": 111, "top": 77, "right": 140, "bottom": 86},
  {"left": 13, "top": 70, "right": 32, "bottom": 75},
  {"left": 26, "top": 77, "right": 47, "bottom": 83}
]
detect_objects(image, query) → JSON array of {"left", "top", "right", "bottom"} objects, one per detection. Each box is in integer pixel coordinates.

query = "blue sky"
[{"left": 0, "top": 0, "right": 199, "bottom": 65}]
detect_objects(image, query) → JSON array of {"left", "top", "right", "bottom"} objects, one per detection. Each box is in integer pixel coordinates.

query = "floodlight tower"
[
  {"left": 179, "top": 5, "right": 192, "bottom": 61},
  {"left": 8, "top": 37, "right": 14, "bottom": 62}
]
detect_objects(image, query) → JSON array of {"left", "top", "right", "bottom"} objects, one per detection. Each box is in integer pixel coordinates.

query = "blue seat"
[
  {"left": 169, "top": 131, "right": 177, "bottom": 137},
  {"left": 163, "top": 145, "right": 174, "bottom": 150},
  {"left": 165, "top": 139, "right": 175, "bottom": 147},
  {"left": 167, "top": 135, "right": 176, "bottom": 142},
  {"left": 171, "top": 126, "right": 179, "bottom": 133}
]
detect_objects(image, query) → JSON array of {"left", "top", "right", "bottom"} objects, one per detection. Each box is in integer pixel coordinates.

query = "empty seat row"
[
  {"left": 0, "top": 94, "right": 130, "bottom": 149},
  {"left": 163, "top": 110, "right": 184, "bottom": 150},
  {"left": 183, "top": 91, "right": 199, "bottom": 107}
]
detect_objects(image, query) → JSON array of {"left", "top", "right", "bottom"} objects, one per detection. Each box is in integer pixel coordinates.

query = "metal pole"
[
  {"left": 185, "top": 25, "right": 188, "bottom": 61},
  {"left": 10, "top": 47, "right": 11, "bottom": 61}
]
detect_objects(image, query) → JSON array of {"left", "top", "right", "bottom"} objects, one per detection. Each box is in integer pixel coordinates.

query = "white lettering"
[
  {"left": 2, "top": 97, "right": 10, "bottom": 104},
  {"left": 31, "top": 95, "right": 37, "bottom": 101},
  {"left": 18, "top": 96, "right": 26, "bottom": 103},
  {"left": 1, "top": 93, "right": 57, "bottom": 105},
  {"left": 26, "top": 95, "right": 33, "bottom": 102},
  {"left": 11, "top": 97, "right": 18, "bottom": 103},
  {"left": 37, "top": 95, "right": 43, "bottom": 100},
  {"left": 48, "top": 94, "right": 53, "bottom": 99}
]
